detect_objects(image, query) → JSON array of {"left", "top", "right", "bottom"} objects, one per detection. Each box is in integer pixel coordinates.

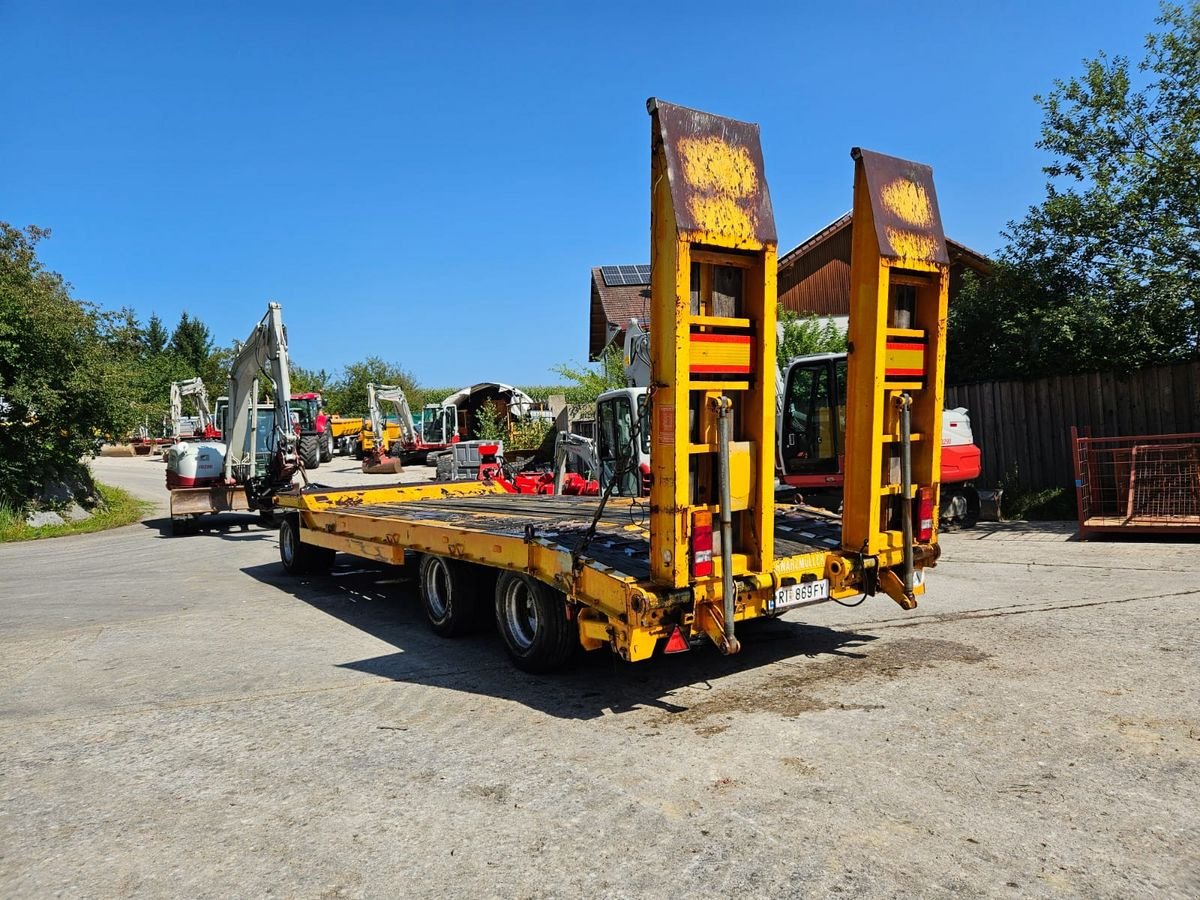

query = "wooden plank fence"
[{"left": 946, "top": 360, "right": 1200, "bottom": 491}]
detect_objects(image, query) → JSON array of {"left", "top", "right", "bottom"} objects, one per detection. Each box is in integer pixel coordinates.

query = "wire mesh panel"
[
  {"left": 1128, "top": 444, "right": 1200, "bottom": 521},
  {"left": 1073, "top": 429, "right": 1200, "bottom": 536}
]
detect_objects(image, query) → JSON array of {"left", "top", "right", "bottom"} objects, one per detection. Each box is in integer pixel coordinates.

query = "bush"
[
  {"left": 0, "top": 225, "right": 139, "bottom": 508},
  {"left": 777, "top": 311, "right": 847, "bottom": 371}
]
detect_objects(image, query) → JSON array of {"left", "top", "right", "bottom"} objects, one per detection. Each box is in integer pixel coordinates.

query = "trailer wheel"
[
  {"left": 353, "top": 439, "right": 364, "bottom": 461},
  {"left": 494, "top": 572, "right": 574, "bottom": 673},
  {"left": 279, "top": 515, "right": 335, "bottom": 575},
  {"left": 319, "top": 432, "right": 334, "bottom": 463},
  {"left": 417, "top": 555, "right": 482, "bottom": 637}
]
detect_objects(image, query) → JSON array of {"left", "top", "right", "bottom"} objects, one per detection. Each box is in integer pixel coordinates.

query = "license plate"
[{"left": 770, "top": 579, "right": 830, "bottom": 612}]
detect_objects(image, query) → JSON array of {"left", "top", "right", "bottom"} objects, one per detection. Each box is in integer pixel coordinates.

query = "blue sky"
[{"left": 2, "top": 1, "right": 1160, "bottom": 385}]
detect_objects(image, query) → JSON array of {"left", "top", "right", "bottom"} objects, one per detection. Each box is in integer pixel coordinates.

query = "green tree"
[
  {"left": 144, "top": 313, "right": 169, "bottom": 355},
  {"left": 169, "top": 311, "right": 215, "bottom": 373},
  {"left": 551, "top": 345, "right": 626, "bottom": 403},
  {"left": 950, "top": 2, "right": 1200, "bottom": 381},
  {"left": 776, "top": 311, "right": 848, "bottom": 372},
  {"left": 104, "top": 308, "right": 147, "bottom": 360},
  {"left": 290, "top": 364, "right": 331, "bottom": 395},
  {"left": 325, "top": 356, "right": 417, "bottom": 416},
  {"left": 0, "top": 224, "right": 136, "bottom": 507},
  {"left": 474, "top": 399, "right": 507, "bottom": 442}
]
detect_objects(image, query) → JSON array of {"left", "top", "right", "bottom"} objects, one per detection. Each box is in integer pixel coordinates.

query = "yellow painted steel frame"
[
  {"left": 271, "top": 120, "right": 941, "bottom": 665},
  {"left": 842, "top": 148, "right": 950, "bottom": 571},
  {"left": 278, "top": 482, "right": 678, "bottom": 662},
  {"left": 646, "top": 99, "right": 778, "bottom": 653},
  {"left": 284, "top": 488, "right": 868, "bottom": 662}
]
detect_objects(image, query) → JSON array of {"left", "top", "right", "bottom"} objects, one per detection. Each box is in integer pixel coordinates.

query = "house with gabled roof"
[
  {"left": 588, "top": 216, "right": 991, "bottom": 359},
  {"left": 588, "top": 265, "right": 651, "bottom": 360},
  {"left": 776, "top": 212, "right": 992, "bottom": 327}
]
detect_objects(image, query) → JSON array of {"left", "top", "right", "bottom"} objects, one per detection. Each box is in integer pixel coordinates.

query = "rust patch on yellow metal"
[
  {"left": 852, "top": 147, "right": 948, "bottom": 266},
  {"left": 649, "top": 97, "right": 776, "bottom": 245}
]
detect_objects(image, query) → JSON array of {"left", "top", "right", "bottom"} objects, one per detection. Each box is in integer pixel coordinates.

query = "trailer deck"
[
  {"left": 293, "top": 484, "right": 844, "bottom": 582},
  {"left": 275, "top": 477, "right": 873, "bottom": 666}
]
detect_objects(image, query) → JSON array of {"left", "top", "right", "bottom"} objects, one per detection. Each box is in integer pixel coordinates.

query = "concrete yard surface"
[{"left": 1, "top": 456, "right": 1198, "bottom": 898}]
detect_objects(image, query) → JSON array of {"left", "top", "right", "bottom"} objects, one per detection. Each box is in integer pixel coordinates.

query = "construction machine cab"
[
  {"left": 289, "top": 395, "right": 321, "bottom": 431},
  {"left": 420, "top": 404, "right": 458, "bottom": 445},
  {"left": 595, "top": 388, "right": 650, "bottom": 496},
  {"left": 779, "top": 353, "right": 847, "bottom": 481}
]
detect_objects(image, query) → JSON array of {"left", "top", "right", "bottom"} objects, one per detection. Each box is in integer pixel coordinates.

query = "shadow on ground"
[
  {"left": 142, "top": 514, "right": 278, "bottom": 542},
  {"left": 955, "top": 520, "right": 1078, "bottom": 540},
  {"left": 241, "top": 559, "right": 879, "bottom": 721},
  {"left": 958, "top": 520, "right": 1199, "bottom": 544}
]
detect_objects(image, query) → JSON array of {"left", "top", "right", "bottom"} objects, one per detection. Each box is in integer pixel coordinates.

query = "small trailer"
[{"left": 274, "top": 99, "right": 953, "bottom": 671}]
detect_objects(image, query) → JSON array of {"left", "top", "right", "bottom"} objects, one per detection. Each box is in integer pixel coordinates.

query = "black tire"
[
  {"left": 300, "top": 434, "right": 321, "bottom": 469},
  {"left": 279, "top": 515, "right": 335, "bottom": 575},
  {"left": 319, "top": 431, "right": 334, "bottom": 463},
  {"left": 940, "top": 488, "right": 980, "bottom": 529},
  {"left": 417, "top": 555, "right": 484, "bottom": 637},
  {"left": 353, "top": 439, "right": 364, "bottom": 461},
  {"left": 170, "top": 516, "right": 194, "bottom": 536},
  {"left": 493, "top": 572, "right": 575, "bottom": 673},
  {"left": 962, "top": 488, "right": 980, "bottom": 528}
]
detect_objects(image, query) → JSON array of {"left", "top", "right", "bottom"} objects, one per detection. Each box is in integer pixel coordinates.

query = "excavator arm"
[
  {"left": 380, "top": 387, "right": 417, "bottom": 447},
  {"left": 222, "top": 302, "right": 297, "bottom": 501},
  {"left": 170, "top": 377, "right": 213, "bottom": 438},
  {"left": 366, "top": 383, "right": 417, "bottom": 448}
]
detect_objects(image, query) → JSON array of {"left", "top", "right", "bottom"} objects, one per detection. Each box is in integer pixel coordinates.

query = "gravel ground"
[{"left": 1, "top": 456, "right": 1197, "bottom": 898}]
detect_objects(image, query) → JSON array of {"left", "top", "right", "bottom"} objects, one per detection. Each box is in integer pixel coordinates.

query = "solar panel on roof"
[{"left": 599, "top": 264, "right": 651, "bottom": 287}]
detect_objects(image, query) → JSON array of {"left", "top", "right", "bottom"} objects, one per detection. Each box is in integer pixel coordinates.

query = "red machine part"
[
  {"left": 940, "top": 442, "right": 981, "bottom": 483},
  {"left": 476, "top": 444, "right": 599, "bottom": 496}
]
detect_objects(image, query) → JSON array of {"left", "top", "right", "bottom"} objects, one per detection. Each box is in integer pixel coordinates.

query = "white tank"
[{"left": 166, "top": 440, "right": 227, "bottom": 489}]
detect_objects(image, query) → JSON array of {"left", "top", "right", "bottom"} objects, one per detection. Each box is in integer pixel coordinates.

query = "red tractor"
[{"left": 289, "top": 392, "right": 333, "bottom": 469}]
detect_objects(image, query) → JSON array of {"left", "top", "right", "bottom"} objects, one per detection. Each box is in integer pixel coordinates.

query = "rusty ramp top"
[
  {"left": 852, "top": 147, "right": 948, "bottom": 266},
  {"left": 648, "top": 97, "right": 776, "bottom": 246}
]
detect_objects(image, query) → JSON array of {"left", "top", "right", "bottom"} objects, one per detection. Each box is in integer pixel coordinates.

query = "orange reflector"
[
  {"left": 691, "top": 509, "right": 713, "bottom": 578},
  {"left": 664, "top": 626, "right": 690, "bottom": 654},
  {"left": 917, "top": 486, "right": 934, "bottom": 542}
]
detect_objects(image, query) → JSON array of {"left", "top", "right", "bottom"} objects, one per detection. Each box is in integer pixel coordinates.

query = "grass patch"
[
  {"left": 1002, "top": 486, "right": 1077, "bottom": 521},
  {"left": 0, "top": 483, "right": 153, "bottom": 542}
]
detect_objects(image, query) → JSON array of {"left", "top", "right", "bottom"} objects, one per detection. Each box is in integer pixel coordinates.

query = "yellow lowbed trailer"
[{"left": 275, "top": 99, "right": 950, "bottom": 672}]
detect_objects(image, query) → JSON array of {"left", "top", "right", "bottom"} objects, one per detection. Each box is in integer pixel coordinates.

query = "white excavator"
[
  {"left": 168, "top": 377, "right": 218, "bottom": 440},
  {"left": 361, "top": 382, "right": 459, "bottom": 471},
  {"left": 360, "top": 382, "right": 407, "bottom": 472},
  {"left": 165, "top": 302, "right": 300, "bottom": 533}
]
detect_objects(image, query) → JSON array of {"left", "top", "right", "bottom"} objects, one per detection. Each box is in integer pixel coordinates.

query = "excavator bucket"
[{"left": 841, "top": 149, "right": 950, "bottom": 600}]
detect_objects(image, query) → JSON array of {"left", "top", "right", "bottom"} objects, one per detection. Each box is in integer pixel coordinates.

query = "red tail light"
[
  {"left": 639, "top": 463, "right": 651, "bottom": 496},
  {"left": 917, "top": 486, "right": 935, "bottom": 542},
  {"left": 691, "top": 510, "right": 713, "bottom": 578}
]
